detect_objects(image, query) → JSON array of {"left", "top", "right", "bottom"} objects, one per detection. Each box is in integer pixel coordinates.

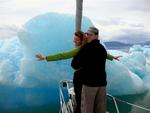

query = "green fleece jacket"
[{"left": 46, "top": 47, "right": 114, "bottom": 61}]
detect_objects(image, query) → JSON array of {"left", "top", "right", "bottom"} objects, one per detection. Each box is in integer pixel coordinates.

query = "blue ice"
[{"left": 0, "top": 12, "right": 150, "bottom": 111}]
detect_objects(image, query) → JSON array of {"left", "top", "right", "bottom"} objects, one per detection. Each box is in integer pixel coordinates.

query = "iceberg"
[
  {"left": 0, "top": 12, "right": 93, "bottom": 112},
  {"left": 0, "top": 12, "right": 150, "bottom": 112}
]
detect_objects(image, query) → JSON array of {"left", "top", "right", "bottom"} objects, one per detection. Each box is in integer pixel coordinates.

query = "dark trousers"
[
  {"left": 81, "top": 85, "right": 106, "bottom": 113},
  {"left": 73, "top": 82, "right": 82, "bottom": 113}
]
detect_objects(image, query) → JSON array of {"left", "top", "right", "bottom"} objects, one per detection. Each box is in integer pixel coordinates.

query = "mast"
[{"left": 76, "top": 0, "right": 83, "bottom": 31}]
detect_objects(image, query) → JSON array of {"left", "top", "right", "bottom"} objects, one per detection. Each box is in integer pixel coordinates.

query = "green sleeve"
[
  {"left": 45, "top": 48, "right": 80, "bottom": 62},
  {"left": 107, "top": 53, "right": 114, "bottom": 61}
]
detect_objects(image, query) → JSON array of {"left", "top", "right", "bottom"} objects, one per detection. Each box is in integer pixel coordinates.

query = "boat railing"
[{"left": 59, "top": 79, "right": 150, "bottom": 113}]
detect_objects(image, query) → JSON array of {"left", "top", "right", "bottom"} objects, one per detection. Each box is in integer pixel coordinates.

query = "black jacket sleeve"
[{"left": 71, "top": 50, "right": 82, "bottom": 70}]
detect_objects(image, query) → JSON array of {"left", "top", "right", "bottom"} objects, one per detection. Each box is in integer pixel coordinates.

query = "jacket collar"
[{"left": 88, "top": 39, "right": 100, "bottom": 45}]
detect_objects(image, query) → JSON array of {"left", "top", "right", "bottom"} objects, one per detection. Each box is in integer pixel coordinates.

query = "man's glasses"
[{"left": 85, "top": 33, "right": 94, "bottom": 36}]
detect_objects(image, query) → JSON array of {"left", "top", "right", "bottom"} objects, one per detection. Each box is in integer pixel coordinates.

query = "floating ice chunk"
[
  {"left": 106, "top": 60, "right": 146, "bottom": 95},
  {"left": 129, "top": 45, "right": 143, "bottom": 52}
]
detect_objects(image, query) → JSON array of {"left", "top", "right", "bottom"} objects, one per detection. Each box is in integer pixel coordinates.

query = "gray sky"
[{"left": 0, "top": 0, "right": 150, "bottom": 43}]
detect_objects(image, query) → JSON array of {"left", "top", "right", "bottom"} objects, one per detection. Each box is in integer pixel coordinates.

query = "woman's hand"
[
  {"left": 35, "top": 54, "right": 46, "bottom": 61},
  {"left": 113, "top": 56, "right": 122, "bottom": 61}
]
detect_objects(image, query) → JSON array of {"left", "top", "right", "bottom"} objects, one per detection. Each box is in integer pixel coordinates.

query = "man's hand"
[{"left": 35, "top": 54, "right": 46, "bottom": 61}]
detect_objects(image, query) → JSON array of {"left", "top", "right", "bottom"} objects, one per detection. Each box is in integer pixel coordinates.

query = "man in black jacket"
[{"left": 71, "top": 27, "right": 107, "bottom": 113}]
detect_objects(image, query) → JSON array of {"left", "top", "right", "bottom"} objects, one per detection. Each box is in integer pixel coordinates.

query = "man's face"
[
  {"left": 86, "top": 33, "right": 96, "bottom": 43},
  {"left": 74, "top": 35, "right": 82, "bottom": 47}
]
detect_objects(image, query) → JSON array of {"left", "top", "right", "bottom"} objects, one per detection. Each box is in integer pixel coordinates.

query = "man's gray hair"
[{"left": 87, "top": 27, "right": 99, "bottom": 35}]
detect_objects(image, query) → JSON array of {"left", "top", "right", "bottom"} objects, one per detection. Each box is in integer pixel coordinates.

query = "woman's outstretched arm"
[{"left": 36, "top": 47, "right": 80, "bottom": 62}]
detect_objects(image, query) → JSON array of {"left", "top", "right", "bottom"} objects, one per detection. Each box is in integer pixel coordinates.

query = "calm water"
[
  {"left": 0, "top": 105, "right": 59, "bottom": 113},
  {"left": 107, "top": 89, "right": 150, "bottom": 113}
]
